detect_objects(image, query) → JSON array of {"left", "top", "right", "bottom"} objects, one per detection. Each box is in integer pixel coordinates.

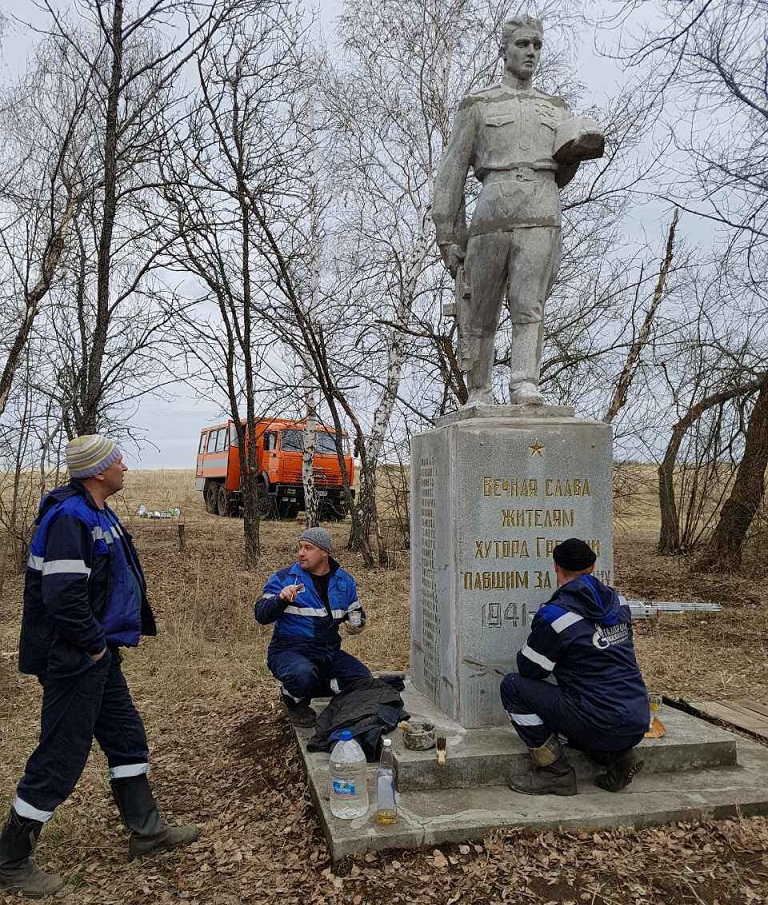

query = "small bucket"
[{"left": 402, "top": 718, "right": 436, "bottom": 750}]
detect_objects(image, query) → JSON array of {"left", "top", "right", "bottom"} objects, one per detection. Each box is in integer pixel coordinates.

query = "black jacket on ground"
[{"left": 306, "top": 676, "right": 408, "bottom": 761}]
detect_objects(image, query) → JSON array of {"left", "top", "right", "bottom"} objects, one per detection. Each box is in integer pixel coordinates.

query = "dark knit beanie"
[
  {"left": 299, "top": 527, "right": 332, "bottom": 555},
  {"left": 552, "top": 538, "right": 597, "bottom": 571}
]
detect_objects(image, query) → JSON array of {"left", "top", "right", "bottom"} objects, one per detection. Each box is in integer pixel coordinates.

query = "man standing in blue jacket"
[
  {"left": 255, "top": 527, "right": 370, "bottom": 728},
  {"left": 500, "top": 538, "right": 649, "bottom": 797},
  {"left": 0, "top": 435, "right": 198, "bottom": 898}
]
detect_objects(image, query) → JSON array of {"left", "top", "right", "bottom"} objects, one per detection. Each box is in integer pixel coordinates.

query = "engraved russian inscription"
[{"left": 419, "top": 456, "right": 440, "bottom": 700}]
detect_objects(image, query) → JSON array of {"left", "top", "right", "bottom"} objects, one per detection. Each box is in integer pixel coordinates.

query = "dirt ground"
[{"left": 2, "top": 469, "right": 768, "bottom": 904}]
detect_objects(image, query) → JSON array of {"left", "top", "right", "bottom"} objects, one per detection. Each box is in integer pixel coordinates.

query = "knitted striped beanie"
[{"left": 67, "top": 434, "right": 122, "bottom": 479}]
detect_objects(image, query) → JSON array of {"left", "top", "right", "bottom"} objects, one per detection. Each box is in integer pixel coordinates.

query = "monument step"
[
  {"left": 391, "top": 683, "right": 736, "bottom": 791},
  {"left": 298, "top": 734, "right": 768, "bottom": 861},
  {"left": 391, "top": 708, "right": 736, "bottom": 791}
]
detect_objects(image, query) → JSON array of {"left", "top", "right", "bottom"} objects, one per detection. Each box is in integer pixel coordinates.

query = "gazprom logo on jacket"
[{"left": 592, "top": 623, "right": 629, "bottom": 650}]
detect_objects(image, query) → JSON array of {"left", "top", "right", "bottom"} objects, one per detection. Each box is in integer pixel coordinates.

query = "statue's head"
[{"left": 499, "top": 16, "right": 543, "bottom": 82}]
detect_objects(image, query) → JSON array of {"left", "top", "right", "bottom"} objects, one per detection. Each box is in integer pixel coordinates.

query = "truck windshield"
[{"left": 280, "top": 429, "right": 345, "bottom": 455}]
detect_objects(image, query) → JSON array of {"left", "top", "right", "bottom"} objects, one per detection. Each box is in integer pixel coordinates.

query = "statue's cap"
[{"left": 500, "top": 16, "right": 544, "bottom": 47}]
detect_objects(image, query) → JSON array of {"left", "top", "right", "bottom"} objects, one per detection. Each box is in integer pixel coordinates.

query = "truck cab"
[{"left": 195, "top": 418, "right": 355, "bottom": 519}]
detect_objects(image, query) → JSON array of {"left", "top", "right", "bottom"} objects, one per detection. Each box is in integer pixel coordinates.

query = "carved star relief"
[{"left": 529, "top": 441, "right": 545, "bottom": 457}]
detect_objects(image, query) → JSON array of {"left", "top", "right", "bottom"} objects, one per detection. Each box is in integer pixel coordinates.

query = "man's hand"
[
  {"left": 439, "top": 243, "right": 465, "bottom": 278},
  {"left": 91, "top": 647, "right": 108, "bottom": 663},
  {"left": 279, "top": 583, "right": 305, "bottom": 603}
]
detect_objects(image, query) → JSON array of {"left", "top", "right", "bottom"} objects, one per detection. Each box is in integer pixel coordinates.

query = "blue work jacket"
[
  {"left": 518, "top": 574, "right": 650, "bottom": 736},
  {"left": 20, "top": 481, "right": 156, "bottom": 676},
  {"left": 254, "top": 559, "right": 363, "bottom": 659}
]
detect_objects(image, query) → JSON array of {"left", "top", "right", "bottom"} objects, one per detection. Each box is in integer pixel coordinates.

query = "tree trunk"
[
  {"left": 605, "top": 208, "right": 678, "bottom": 424},
  {"left": 0, "top": 191, "right": 76, "bottom": 417},
  {"left": 657, "top": 378, "right": 761, "bottom": 553},
  {"left": 82, "top": 0, "right": 123, "bottom": 432},
  {"left": 241, "top": 467, "right": 261, "bottom": 570},
  {"left": 694, "top": 373, "right": 768, "bottom": 571},
  {"left": 302, "top": 373, "right": 319, "bottom": 527}
]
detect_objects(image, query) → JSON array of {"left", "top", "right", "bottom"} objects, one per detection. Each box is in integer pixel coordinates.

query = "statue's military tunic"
[{"left": 432, "top": 84, "right": 577, "bottom": 385}]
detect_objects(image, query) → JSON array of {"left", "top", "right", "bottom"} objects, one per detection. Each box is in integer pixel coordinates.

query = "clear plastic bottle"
[
  {"left": 329, "top": 730, "right": 369, "bottom": 819},
  {"left": 375, "top": 738, "right": 397, "bottom": 825}
]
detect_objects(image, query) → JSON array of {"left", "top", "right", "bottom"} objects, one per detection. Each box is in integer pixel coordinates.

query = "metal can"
[{"left": 348, "top": 609, "right": 362, "bottom": 628}]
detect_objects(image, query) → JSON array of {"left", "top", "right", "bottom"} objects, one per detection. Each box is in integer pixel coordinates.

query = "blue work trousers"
[
  {"left": 268, "top": 647, "right": 371, "bottom": 702},
  {"left": 500, "top": 672, "right": 645, "bottom": 754},
  {"left": 16, "top": 648, "right": 149, "bottom": 817}
]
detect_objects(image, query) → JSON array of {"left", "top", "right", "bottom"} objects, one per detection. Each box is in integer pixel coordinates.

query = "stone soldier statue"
[{"left": 432, "top": 16, "right": 604, "bottom": 405}]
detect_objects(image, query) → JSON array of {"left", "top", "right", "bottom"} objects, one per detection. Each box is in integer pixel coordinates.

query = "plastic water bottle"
[
  {"left": 329, "top": 730, "right": 369, "bottom": 819},
  {"left": 375, "top": 738, "right": 397, "bottom": 825}
]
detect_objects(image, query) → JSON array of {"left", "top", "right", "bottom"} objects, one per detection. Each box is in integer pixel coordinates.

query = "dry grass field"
[{"left": 2, "top": 468, "right": 768, "bottom": 904}]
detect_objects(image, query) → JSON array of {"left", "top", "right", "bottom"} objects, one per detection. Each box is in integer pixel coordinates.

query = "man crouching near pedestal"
[
  {"left": 500, "top": 538, "right": 650, "bottom": 796},
  {"left": 254, "top": 528, "right": 370, "bottom": 728}
]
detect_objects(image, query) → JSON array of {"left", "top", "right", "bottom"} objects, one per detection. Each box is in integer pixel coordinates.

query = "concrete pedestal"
[
  {"left": 297, "top": 684, "right": 768, "bottom": 860},
  {"left": 410, "top": 406, "right": 613, "bottom": 728}
]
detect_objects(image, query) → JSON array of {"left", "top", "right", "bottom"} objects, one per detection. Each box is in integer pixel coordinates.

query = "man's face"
[
  {"left": 297, "top": 540, "right": 328, "bottom": 574},
  {"left": 99, "top": 455, "right": 127, "bottom": 497},
  {"left": 504, "top": 29, "right": 542, "bottom": 80}
]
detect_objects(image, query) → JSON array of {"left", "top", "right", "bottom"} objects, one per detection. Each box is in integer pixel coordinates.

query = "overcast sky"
[{"left": 1, "top": 0, "right": 682, "bottom": 469}]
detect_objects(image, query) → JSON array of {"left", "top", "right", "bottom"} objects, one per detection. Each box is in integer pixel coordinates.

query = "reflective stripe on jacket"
[
  {"left": 19, "top": 481, "right": 156, "bottom": 676},
  {"left": 254, "top": 559, "right": 363, "bottom": 658}
]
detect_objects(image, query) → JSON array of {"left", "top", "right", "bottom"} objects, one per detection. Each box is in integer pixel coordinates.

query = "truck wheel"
[
  {"left": 204, "top": 481, "right": 219, "bottom": 514},
  {"left": 277, "top": 501, "right": 298, "bottom": 521},
  {"left": 217, "top": 485, "right": 238, "bottom": 517},
  {"left": 256, "top": 482, "right": 273, "bottom": 518}
]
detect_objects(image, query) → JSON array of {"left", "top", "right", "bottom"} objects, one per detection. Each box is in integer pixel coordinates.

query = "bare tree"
[
  {"left": 612, "top": 0, "right": 768, "bottom": 567},
  {"left": 603, "top": 208, "right": 679, "bottom": 424},
  {"left": 0, "top": 37, "right": 91, "bottom": 415},
  {"left": 695, "top": 374, "right": 768, "bottom": 570},
  {"left": 37, "top": 0, "right": 238, "bottom": 433},
  {"left": 162, "top": 0, "right": 311, "bottom": 567}
]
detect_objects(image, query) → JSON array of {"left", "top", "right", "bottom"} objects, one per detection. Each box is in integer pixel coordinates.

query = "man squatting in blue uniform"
[
  {"left": 255, "top": 527, "right": 370, "bottom": 728},
  {"left": 0, "top": 435, "right": 198, "bottom": 899},
  {"left": 501, "top": 538, "right": 650, "bottom": 796}
]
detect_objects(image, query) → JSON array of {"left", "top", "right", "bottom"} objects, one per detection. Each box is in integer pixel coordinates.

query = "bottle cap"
[
  {"left": 383, "top": 738, "right": 392, "bottom": 747},
  {"left": 339, "top": 730, "right": 353, "bottom": 741}
]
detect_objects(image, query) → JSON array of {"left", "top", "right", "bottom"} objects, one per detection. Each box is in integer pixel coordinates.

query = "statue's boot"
[
  {"left": 509, "top": 321, "right": 544, "bottom": 404},
  {"left": 464, "top": 333, "right": 495, "bottom": 406},
  {"left": 0, "top": 807, "right": 65, "bottom": 898}
]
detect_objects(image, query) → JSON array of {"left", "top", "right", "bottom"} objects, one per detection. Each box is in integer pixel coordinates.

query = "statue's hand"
[{"left": 440, "top": 243, "right": 465, "bottom": 278}]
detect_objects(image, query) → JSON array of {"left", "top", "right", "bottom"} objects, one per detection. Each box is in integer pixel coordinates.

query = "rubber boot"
[
  {"left": 594, "top": 748, "right": 644, "bottom": 792},
  {"left": 111, "top": 775, "right": 199, "bottom": 860},
  {"left": 0, "top": 807, "right": 65, "bottom": 898},
  {"left": 509, "top": 321, "right": 544, "bottom": 404},
  {"left": 281, "top": 693, "right": 317, "bottom": 728},
  {"left": 509, "top": 735, "right": 578, "bottom": 797}
]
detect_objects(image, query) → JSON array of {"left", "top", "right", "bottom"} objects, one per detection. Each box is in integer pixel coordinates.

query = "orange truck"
[{"left": 195, "top": 418, "right": 355, "bottom": 519}]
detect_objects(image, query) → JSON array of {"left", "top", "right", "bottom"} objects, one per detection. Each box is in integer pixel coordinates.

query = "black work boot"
[
  {"left": 594, "top": 748, "right": 644, "bottom": 792},
  {"left": 281, "top": 693, "right": 317, "bottom": 728},
  {"left": 0, "top": 807, "right": 65, "bottom": 898},
  {"left": 111, "top": 774, "right": 200, "bottom": 860},
  {"left": 509, "top": 735, "right": 578, "bottom": 797}
]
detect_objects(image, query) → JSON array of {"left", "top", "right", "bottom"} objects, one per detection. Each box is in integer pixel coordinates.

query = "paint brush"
[{"left": 436, "top": 735, "right": 447, "bottom": 766}]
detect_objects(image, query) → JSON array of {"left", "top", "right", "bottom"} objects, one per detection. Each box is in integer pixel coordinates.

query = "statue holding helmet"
[{"left": 432, "top": 15, "right": 604, "bottom": 406}]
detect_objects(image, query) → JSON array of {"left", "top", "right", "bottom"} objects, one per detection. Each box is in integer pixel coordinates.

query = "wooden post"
[{"left": 178, "top": 514, "right": 186, "bottom": 553}]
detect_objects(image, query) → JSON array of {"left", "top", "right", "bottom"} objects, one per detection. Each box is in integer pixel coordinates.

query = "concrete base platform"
[
  {"left": 392, "top": 683, "right": 737, "bottom": 790},
  {"left": 296, "top": 683, "right": 768, "bottom": 860}
]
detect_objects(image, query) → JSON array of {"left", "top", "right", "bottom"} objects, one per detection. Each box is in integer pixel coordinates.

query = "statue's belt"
[{"left": 481, "top": 167, "right": 556, "bottom": 184}]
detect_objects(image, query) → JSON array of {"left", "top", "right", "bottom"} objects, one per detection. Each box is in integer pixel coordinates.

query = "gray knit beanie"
[
  {"left": 299, "top": 527, "right": 332, "bottom": 555},
  {"left": 67, "top": 434, "right": 122, "bottom": 479}
]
